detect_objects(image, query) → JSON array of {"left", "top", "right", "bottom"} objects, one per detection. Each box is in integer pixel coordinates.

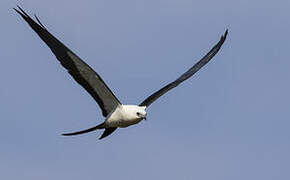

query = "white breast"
[{"left": 105, "top": 105, "right": 146, "bottom": 128}]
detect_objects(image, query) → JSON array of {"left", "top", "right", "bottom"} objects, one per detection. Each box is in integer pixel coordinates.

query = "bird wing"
[
  {"left": 140, "top": 30, "right": 228, "bottom": 107},
  {"left": 14, "top": 6, "right": 121, "bottom": 117}
]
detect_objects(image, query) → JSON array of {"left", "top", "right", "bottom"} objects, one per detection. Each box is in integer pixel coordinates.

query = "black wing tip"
[
  {"left": 215, "top": 29, "right": 228, "bottom": 48},
  {"left": 224, "top": 29, "right": 228, "bottom": 36},
  {"left": 139, "top": 29, "right": 229, "bottom": 108},
  {"left": 14, "top": 6, "right": 46, "bottom": 29},
  {"left": 13, "top": 6, "right": 24, "bottom": 16},
  {"left": 14, "top": 5, "right": 27, "bottom": 16},
  {"left": 221, "top": 29, "right": 228, "bottom": 41},
  {"left": 34, "top": 14, "right": 46, "bottom": 29}
]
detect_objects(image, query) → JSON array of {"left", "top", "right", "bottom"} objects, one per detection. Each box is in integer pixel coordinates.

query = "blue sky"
[{"left": 1, "top": 0, "right": 290, "bottom": 179}]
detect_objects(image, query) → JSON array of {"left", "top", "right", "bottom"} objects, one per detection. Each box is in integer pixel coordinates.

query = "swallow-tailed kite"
[{"left": 14, "top": 6, "right": 228, "bottom": 139}]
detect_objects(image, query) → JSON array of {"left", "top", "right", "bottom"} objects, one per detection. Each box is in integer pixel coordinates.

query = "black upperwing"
[
  {"left": 14, "top": 6, "right": 121, "bottom": 117},
  {"left": 140, "top": 30, "right": 228, "bottom": 107}
]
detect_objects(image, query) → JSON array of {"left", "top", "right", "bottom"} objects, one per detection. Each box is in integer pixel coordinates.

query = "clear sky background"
[{"left": 1, "top": 0, "right": 290, "bottom": 179}]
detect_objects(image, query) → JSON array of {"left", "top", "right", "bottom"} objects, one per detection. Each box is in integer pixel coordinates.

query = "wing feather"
[
  {"left": 140, "top": 30, "right": 228, "bottom": 107},
  {"left": 14, "top": 6, "right": 121, "bottom": 117}
]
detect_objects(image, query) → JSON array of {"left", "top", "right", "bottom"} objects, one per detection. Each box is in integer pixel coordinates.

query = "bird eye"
[{"left": 136, "top": 112, "right": 141, "bottom": 116}]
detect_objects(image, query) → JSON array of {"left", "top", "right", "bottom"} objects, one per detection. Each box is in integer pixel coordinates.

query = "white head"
[
  {"left": 122, "top": 105, "right": 147, "bottom": 120},
  {"left": 135, "top": 106, "right": 147, "bottom": 120}
]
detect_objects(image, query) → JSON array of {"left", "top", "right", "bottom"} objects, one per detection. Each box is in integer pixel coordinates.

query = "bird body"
[
  {"left": 105, "top": 105, "right": 147, "bottom": 128},
  {"left": 14, "top": 6, "right": 227, "bottom": 139}
]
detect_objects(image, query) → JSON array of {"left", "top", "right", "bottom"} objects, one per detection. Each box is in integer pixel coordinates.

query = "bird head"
[
  {"left": 135, "top": 106, "right": 147, "bottom": 120},
  {"left": 121, "top": 105, "right": 147, "bottom": 121}
]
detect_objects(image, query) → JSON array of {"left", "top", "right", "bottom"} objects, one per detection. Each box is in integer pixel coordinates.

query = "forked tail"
[
  {"left": 62, "top": 122, "right": 117, "bottom": 139},
  {"left": 62, "top": 122, "right": 105, "bottom": 136}
]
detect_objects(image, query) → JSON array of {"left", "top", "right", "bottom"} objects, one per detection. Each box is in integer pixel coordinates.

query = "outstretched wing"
[
  {"left": 14, "top": 6, "right": 121, "bottom": 117},
  {"left": 140, "top": 30, "right": 228, "bottom": 107}
]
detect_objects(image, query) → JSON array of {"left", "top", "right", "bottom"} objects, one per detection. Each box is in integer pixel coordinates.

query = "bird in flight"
[{"left": 14, "top": 6, "right": 228, "bottom": 140}]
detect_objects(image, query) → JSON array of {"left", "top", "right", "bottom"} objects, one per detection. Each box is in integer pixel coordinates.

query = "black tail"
[
  {"left": 62, "top": 122, "right": 105, "bottom": 136},
  {"left": 99, "top": 128, "right": 117, "bottom": 140}
]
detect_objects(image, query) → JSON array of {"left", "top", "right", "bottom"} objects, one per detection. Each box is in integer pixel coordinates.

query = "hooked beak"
[{"left": 144, "top": 116, "right": 147, "bottom": 120}]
